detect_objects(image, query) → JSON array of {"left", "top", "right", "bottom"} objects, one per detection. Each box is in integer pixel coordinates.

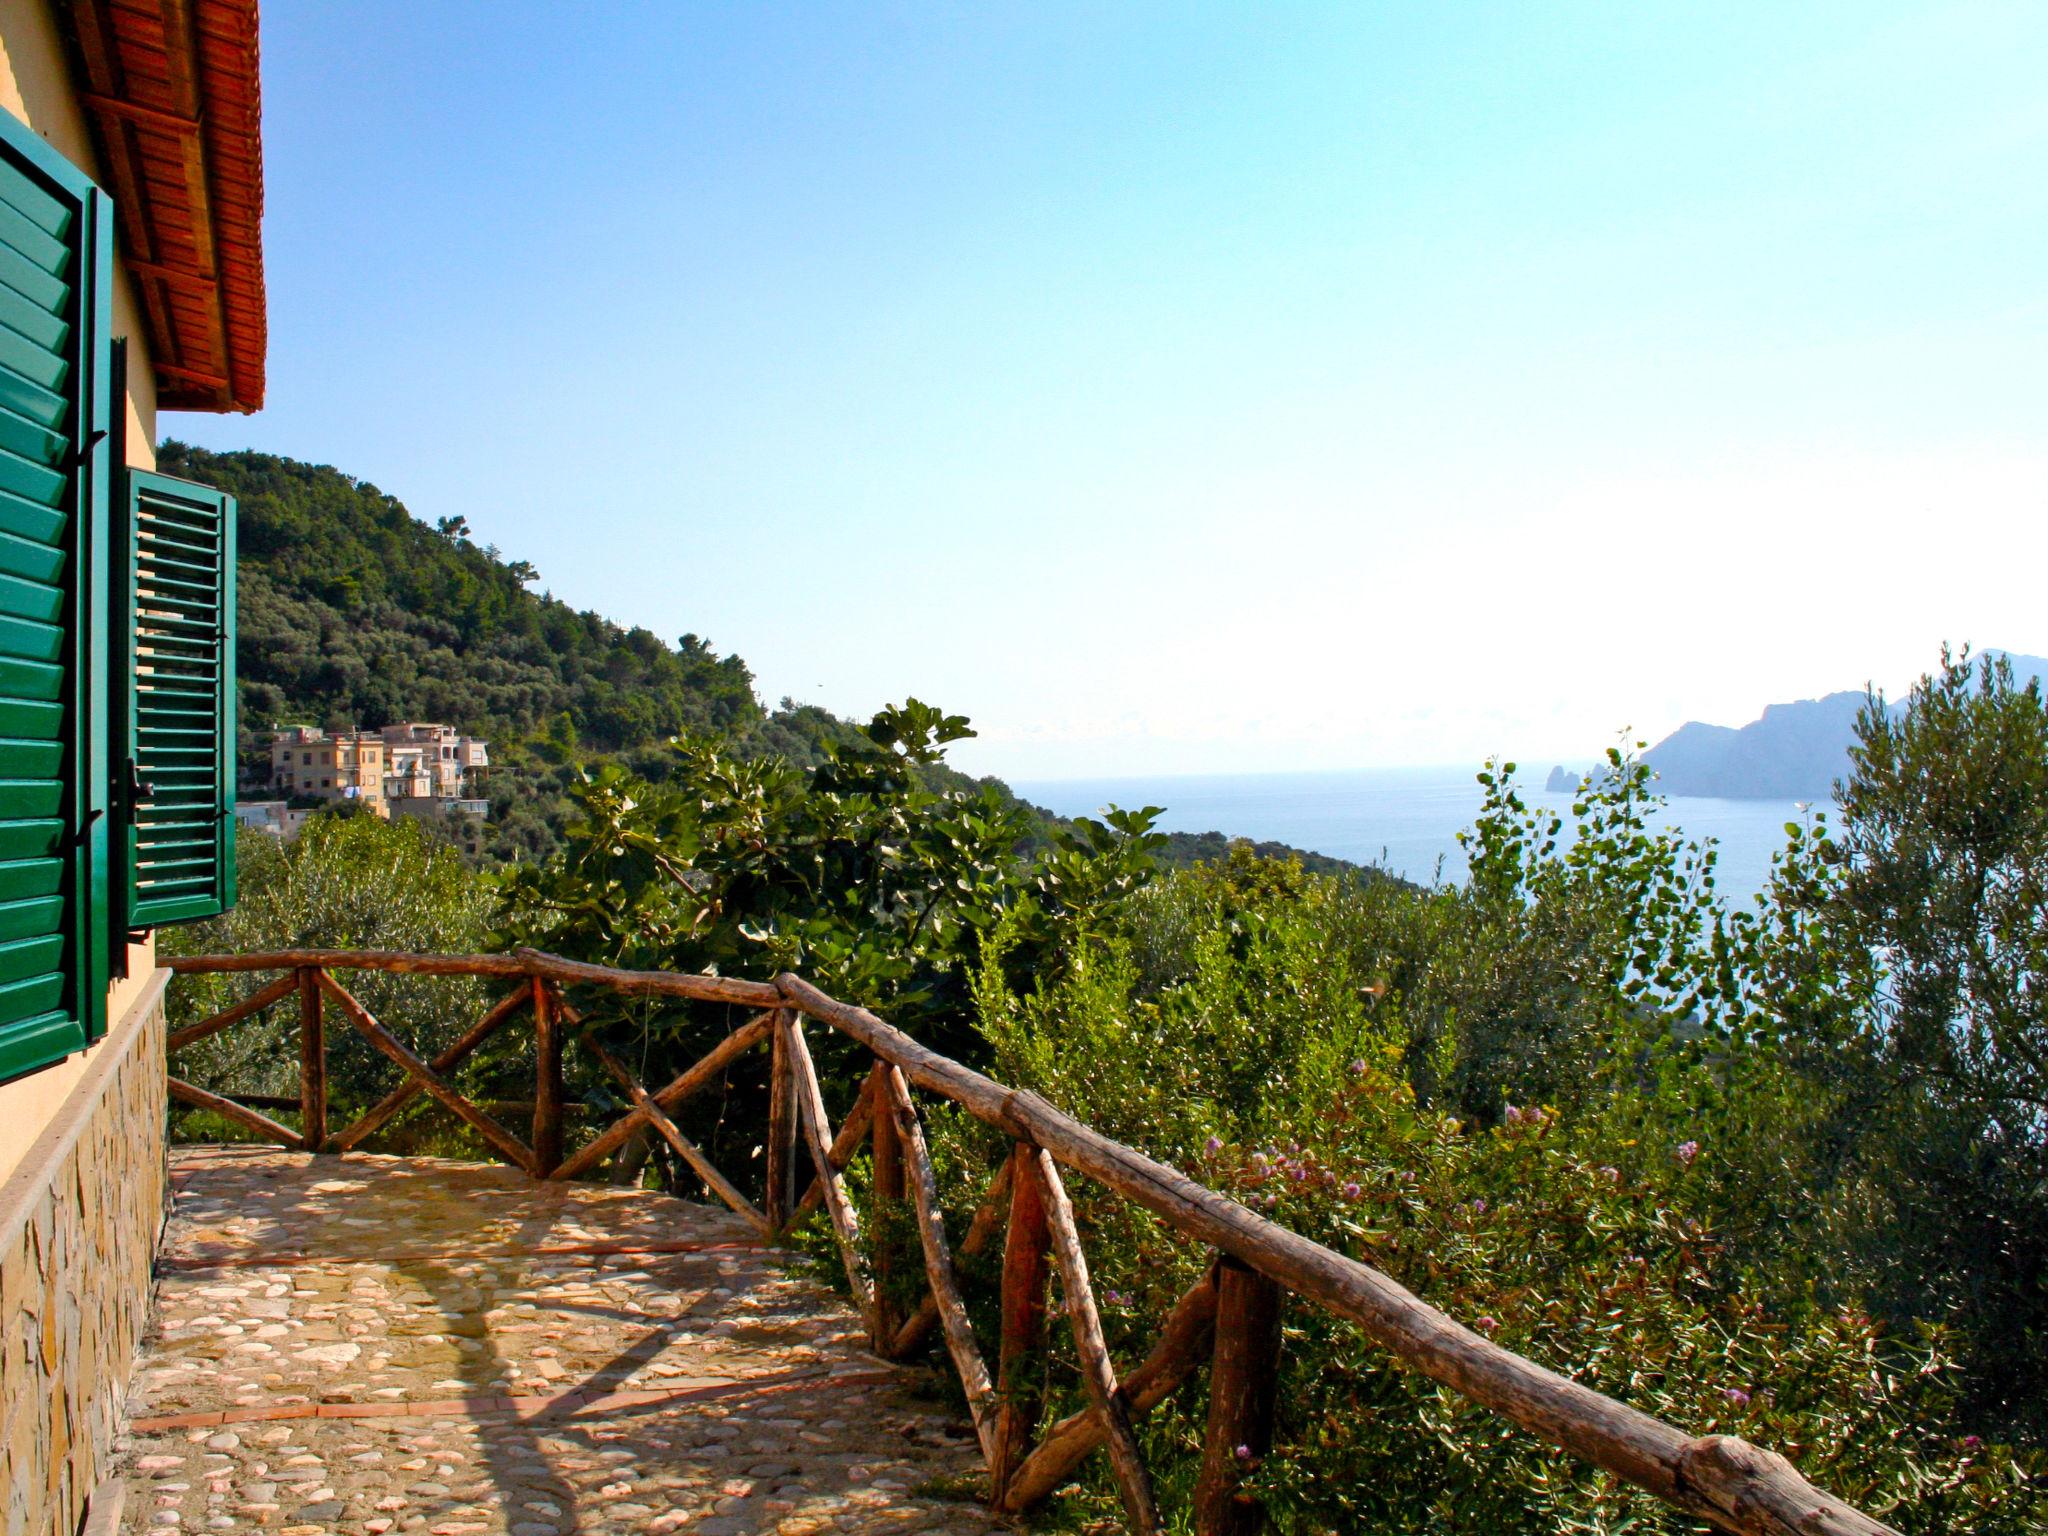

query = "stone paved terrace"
[{"left": 114, "top": 1147, "right": 1004, "bottom": 1535}]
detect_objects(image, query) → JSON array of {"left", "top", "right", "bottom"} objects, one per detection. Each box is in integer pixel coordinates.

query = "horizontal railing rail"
[{"left": 163, "top": 947, "right": 1898, "bottom": 1536}]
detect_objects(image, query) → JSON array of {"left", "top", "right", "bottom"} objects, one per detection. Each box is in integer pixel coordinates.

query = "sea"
[{"left": 1013, "top": 765, "right": 1820, "bottom": 909}]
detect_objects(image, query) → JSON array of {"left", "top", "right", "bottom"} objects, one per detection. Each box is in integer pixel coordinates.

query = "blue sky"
[{"left": 173, "top": 2, "right": 2048, "bottom": 779}]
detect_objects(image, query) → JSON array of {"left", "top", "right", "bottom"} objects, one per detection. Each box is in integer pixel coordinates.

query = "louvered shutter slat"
[{"left": 120, "top": 469, "right": 236, "bottom": 928}]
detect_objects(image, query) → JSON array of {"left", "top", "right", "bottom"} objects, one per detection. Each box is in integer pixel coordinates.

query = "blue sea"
[{"left": 1014, "top": 765, "right": 1819, "bottom": 908}]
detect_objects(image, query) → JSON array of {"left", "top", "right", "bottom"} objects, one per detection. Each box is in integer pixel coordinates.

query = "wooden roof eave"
[{"left": 59, "top": 0, "right": 266, "bottom": 414}]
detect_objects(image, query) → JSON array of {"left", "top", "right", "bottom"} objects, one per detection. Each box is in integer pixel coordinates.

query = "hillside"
[{"left": 180, "top": 443, "right": 1365, "bottom": 874}]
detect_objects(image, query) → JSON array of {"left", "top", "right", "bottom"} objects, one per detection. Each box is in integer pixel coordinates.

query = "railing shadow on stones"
[{"left": 163, "top": 946, "right": 1900, "bottom": 1536}]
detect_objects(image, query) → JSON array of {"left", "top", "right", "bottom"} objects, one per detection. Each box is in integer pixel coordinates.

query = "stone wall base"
[{"left": 0, "top": 971, "right": 170, "bottom": 1536}]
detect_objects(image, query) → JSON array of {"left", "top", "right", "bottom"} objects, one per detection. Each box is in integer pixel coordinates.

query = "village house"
[
  {"left": 0, "top": 3, "right": 259, "bottom": 1531},
  {"left": 258, "top": 721, "right": 488, "bottom": 827},
  {"left": 267, "top": 723, "right": 388, "bottom": 812},
  {"left": 379, "top": 719, "right": 489, "bottom": 799}
]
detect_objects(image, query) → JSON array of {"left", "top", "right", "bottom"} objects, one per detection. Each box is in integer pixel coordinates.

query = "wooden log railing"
[{"left": 163, "top": 947, "right": 1899, "bottom": 1536}]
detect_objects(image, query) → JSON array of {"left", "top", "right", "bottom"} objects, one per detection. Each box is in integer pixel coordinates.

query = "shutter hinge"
[
  {"left": 70, "top": 428, "right": 108, "bottom": 468},
  {"left": 71, "top": 807, "right": 103, "bottom": 846}
]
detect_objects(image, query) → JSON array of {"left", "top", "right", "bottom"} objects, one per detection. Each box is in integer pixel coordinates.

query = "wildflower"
[
  {"left": 1250, "top": 1151, "right": 1269, "bottom": 1168},
  {"left": 1505, "top": 1104, "right": 1522, "bottom": 1123},
  {"left": 1234, "top": 1444, "right": 1255, "bottom": 1463},
  {"left": 1401, "top": 1170, "right": 1416, "bottom": 1184},
  {"left": 1722, "top": 1387, "right": 1751, "bottom": 1408},
  {"left": 1348, "top": 1058, "right": 1368, "bottom": 1075},
  {"left": 1675, "top": 1140, "right": 1701, "bottom": 1167},
  {"left": 1289, "top": 1164, "right": 1308, "bottom": 1182},
  {"left": 1104, "top": 1289, "right": 1128, "bottom": 1307},
  {"left": 1204, "top": 1135, "right": 1223, "bottom": 1155},
  {"left": 1474, "top": 1316, "right": 1500, "bottom": 1335},
  {"left": 1470, "top": 1198, "right": 1487, "bottom": 1215},
  {"left": 1341, "top": 1181, "right": 1361, "bottom": 1200},
  {"left": 1962, "top": 1435, "right": 1984, "bottom": 1452},
  {"left": 1598, "top": 1165, "right": 1620, "bottom": 1183}
]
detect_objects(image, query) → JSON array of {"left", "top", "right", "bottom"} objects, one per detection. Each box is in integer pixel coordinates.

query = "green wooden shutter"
[
  {"left": 117, "top": 469, "right": 235, "bottom": 927},
  {"left": 0, "top": 112, "right": 112, "bottom": 1082}
]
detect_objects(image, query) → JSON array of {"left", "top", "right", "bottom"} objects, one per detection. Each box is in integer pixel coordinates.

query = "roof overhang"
[{"left": 59, "top": 0, "right": 265, "bottom": 413}]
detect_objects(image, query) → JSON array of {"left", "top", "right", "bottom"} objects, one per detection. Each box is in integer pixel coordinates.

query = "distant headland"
[{"left": 1550, "top": 651, "right": 2048, "bottom": 800}]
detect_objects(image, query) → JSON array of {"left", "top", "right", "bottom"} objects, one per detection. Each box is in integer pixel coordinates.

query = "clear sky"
[{"left": 171, "top": 2, "right": 2048, "bottom": 780}]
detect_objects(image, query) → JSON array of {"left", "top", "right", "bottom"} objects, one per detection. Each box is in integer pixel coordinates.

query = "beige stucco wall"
[{"left": 0, "top": 0, "right": 164, "bottom": 1185}]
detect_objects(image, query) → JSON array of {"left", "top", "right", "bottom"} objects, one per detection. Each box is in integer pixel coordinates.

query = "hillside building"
[
  {"left": 267, "top": 725, "right": 388, "bottom": 813},
  {"left": 260, "top": 723, "right": 489, "bottom": 827},
  {"left": 380, "top": 721, "right": 489, "bottom": 798}
]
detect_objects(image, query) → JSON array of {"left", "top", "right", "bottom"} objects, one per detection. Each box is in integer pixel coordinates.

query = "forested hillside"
[{"left": 178, "top": 442, "right": 1337, "bottom": 872}]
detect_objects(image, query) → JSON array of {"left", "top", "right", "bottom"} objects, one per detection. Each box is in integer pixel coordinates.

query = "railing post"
[
  {"left": 1194, "top": 1256, "right": 1285, "bottom": 1536},
  {"left": 297, "top": 967, "right": 325, "bottom": 1152},
  {"left": 992, "top": 1139, "right": 1052, "bottom": 1502},
  {"left": 869, "top": 1057, "right": 907, "bottom": 1342},
  {"left": 764, "top": 1008, "right": 797, "bottom": 1230},
  {"left": 531, "top": 978, "right": 564, "bottom": 1177}
]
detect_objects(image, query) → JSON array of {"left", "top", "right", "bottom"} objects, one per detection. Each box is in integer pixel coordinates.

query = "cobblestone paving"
[{"left": 117, "top": 1147, "right": 1004, "bottom": 1534}]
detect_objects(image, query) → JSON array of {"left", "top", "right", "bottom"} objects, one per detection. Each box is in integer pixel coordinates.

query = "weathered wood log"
[
  {"left": 773, "top": 973, "right": 1895, "bottom": 1536},
  {"left": 168, "top": 947, "right": 785, "bottom": 1008},
  {"left": 328, "top": 984, "right": 532, "bottom": 1152},
  {"left": 883, "top": 1065, "right": 999, "bottom": 1463},
  {"left": 1678, "top": 1437, "right": 1901, "bottom": 1536},
  {"left": 297, "top": 968, "right": 326, "bottom": 1151},
  {"left": 531, "top": 980, "right": 565, "bottom": 1176},
  {"left": 793, "top": 1070, "right": 878, "bottom": 1218},
  {"left": 165, "top": 971, "right": 300, "bottom": 1053},
  {"left": 168, "top": 1075, "right": 305, "bottom": 1150},
  {"left": 1000, "top": 1263, "right": 1221, "bottom": 1513},
  {"left": 318, "top": 972, "right": 537, "bottom": 1175},
  {"left": 1194, "top": 1258, "right": 1285, "bottom": 1535},
  {"left": 1027, "top": 1145, "right": 1159, "bottom": 1534},
  {"left": 549, "top": 1012, "right": 775, "bottom": 1182},
  {"left": 870, "top": 1061, "right": 909, "bottom": 1344},
  {"left": 765, "top": 1009, "right": 798, "bottom": 1230},
  {"left": 992, "top": 1139, "right": 1052, "bottom": 1500},
  {"left": 514, "top": 947, "right": 784, "bottom": 1007},
  {"left": 581, "top": 1030, "right": 769, "bottom": 1233},
  {"left": 890, "top": 1155, "right": 1014, "bottom": 1357},
  {"left": 780, "top": 1010, "right": 879, "bottom": 1337},
  {"left": 170, "top": 949, "right": 531, "bottom": 977}
]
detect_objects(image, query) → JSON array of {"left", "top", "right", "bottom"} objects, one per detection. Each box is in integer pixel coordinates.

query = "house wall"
[
  {"left": 0, "top": 0, "right": 166, "bottom": 1189},
  {"left": 0, "top": 8, "right": 176, "bottom": 1535}
]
